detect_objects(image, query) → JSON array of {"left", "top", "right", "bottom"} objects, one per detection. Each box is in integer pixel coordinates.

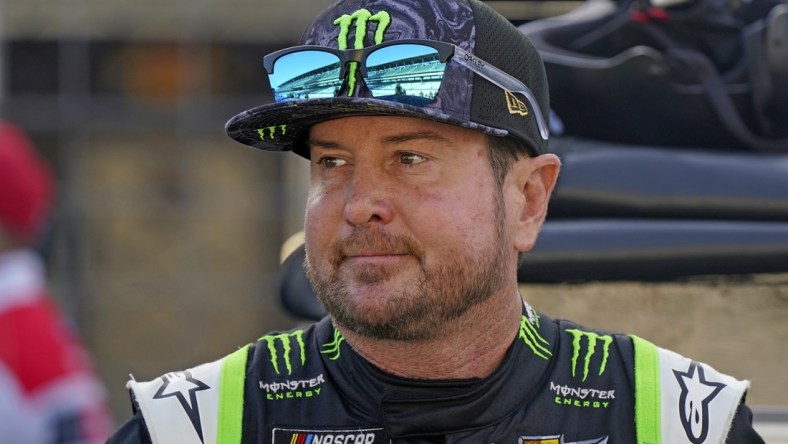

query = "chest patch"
[{"left": 272, "top": 427, "right": 388, "bottom": 444}]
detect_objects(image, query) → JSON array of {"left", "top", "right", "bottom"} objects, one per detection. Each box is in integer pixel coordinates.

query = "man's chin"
[
  {"left": 331, "top": 310, "right": 432, "bottom": 341},
  {"left": 337, "top": 284, "right": 406, "bottom": 314},
  {"left": 321, "top": 286, "right": 432, "bottom": 339},
  {"left": 341, "top": 257, "right": 415, "bottom": 285}
]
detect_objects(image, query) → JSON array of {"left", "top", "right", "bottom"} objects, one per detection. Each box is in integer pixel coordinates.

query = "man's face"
[{"left": 304, "top": 116, "right": 517, "bottom": 341}]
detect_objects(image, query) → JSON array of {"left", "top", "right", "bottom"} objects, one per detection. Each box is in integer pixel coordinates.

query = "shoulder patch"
[
  {"left": 632, "top": 336, "right": 750, "bottom": 444},
  {"left": 128, "top": 358, "right": 225, "bottom": 444},
  {"left": 658, "top": 347, "right": 749, "bottom": 444}
]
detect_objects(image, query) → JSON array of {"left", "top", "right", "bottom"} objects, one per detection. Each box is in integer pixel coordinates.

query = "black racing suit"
[{"left": 109, "top": 307, "right": 764, "bottom": 443}]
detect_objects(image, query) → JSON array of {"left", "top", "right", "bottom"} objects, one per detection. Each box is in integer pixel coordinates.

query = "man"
[
  {"left": 109, "top": 0, "right": 764, "bottom": 442},
  {"left": 0, "top": 122, "right": 113, "bottom": 443}
]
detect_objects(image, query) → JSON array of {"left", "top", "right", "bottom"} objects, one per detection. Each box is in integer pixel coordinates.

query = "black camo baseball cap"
[{"left": 225, "top": 0, "right": 550, "bottom": 157}]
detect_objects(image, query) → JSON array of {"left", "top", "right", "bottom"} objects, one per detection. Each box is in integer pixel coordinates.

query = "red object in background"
[
  {"left": 0, "top": 297, "right": 95, "bottom": 396},
  {"left": 0, "top": 123, "right": 112, "bottom": 442},
  {"left": 0, "top": 254, "right": 114, "bottom": 444},
  {"left": 0, "top": 122, "right": 54, "bottom": 241}
]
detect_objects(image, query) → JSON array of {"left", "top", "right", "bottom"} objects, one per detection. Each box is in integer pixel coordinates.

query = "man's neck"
[{"left": 337, "top": 288, "right": 523, "bottom": 380}]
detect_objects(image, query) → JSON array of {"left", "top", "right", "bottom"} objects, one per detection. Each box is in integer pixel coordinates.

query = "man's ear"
[{"left": 510, "top": 153, "right": 561, "bottom": 253}]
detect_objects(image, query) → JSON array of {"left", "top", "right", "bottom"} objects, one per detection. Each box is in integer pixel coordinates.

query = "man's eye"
[
  {"left": 317, "top": 157, "right": 347, "bottom": 168},
  {"left": 399, "top": 152, "right": 426, "bottom": 165}
]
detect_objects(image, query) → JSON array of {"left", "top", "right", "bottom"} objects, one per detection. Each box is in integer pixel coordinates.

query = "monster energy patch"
[
  {"left": 549, "top": 381, "right": 615, "bottom": 409},
  {"left": 258, "top": 330, "right": 324, "bottom": 401},
  {"left": 259, "top": 373, "right": 325, "bottom": 401},
  {"left": 565, "top": 329, "right": 612, "bottom": 381},
  {"left": 260, "top": 330, "right": 306, "bottom": 376}
]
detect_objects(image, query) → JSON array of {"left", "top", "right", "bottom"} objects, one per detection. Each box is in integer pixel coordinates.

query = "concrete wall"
[
  {"left": 523, "top": 273, "right": 788, "bottom": 405},
  {"left": 59, "top": 134, "right": 303, "bottom": 422}
]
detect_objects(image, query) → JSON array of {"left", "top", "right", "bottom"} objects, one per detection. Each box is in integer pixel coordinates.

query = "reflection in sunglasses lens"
[
  {"left": 269, "top": 44, "right": 447, "bottom": 105},
  {"left": 366, "top": 44, "right": 446, "bottom": 105},
  {"left": 270, "top": 51, "right": 343, "bottom": 101}
]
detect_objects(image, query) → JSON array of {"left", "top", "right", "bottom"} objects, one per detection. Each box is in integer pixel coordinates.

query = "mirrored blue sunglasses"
[{"left": 263, "top": 39, "right": 548, "bottom": 141}]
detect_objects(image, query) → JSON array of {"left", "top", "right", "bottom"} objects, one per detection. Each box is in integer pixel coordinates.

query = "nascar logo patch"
[{"left": 273, "top": 427, "right": 387, "bottom": 444}]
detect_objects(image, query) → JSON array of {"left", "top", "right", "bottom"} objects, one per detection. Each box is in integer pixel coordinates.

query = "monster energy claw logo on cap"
[
  {"left": 333, "top": 9, "right": 391, "bottom": 50},
  {"left": 333, "top": 8, "right": 391, "bottom": 95}
]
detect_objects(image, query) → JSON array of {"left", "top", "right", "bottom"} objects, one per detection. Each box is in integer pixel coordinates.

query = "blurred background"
[
  {"left": 0, "top": 0, "right": 347, "bottom": 427},
  {"left": 1, "top": 0, "right": 786, "bottom": 438}
]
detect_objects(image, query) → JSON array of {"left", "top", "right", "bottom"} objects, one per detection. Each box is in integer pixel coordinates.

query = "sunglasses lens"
[
  {"left": 365, "top": 44, "right": 447, "bottom": 105},
  {"left": 268, "top": 50, "right": 343, "bottom": 102}
]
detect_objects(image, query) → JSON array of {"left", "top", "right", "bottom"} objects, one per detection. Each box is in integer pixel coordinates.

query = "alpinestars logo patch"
[
  {"left": 673, "top": 362, "right": 726, "bottom": 443},
  {"left": 152, "top": 370, "right": 210, "bottom": 443}
]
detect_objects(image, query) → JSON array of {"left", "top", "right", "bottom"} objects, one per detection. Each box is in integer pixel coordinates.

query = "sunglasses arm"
[{"left": 452, "top": 47, "right": 549, "bottom": 141}]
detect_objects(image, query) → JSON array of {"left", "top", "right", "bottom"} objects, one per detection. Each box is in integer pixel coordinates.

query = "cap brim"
[{"left": 224, "top": 97, "right": 508, "bottom": 158}]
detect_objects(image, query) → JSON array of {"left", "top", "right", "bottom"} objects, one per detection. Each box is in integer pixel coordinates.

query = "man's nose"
[{"left": 343, "top": 168, "right": 394, "bottom": 227}]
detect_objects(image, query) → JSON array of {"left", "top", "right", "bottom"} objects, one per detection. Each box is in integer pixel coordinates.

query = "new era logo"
[{"left": 505, "top": 90, "right": 530, "bottom": 116}]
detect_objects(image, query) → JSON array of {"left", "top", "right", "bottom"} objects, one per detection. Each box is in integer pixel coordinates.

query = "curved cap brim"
[{"left": 224, "top": 97, "right": 508, "bottom": 158}]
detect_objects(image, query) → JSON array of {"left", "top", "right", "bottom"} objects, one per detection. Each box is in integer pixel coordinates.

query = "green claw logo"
[
  {"left": 333, "top": 8, "right": 391, "bottom": 95},
  {"left": 321, "top": 328, "right": 345, "bottom": 361},
  {"left": 260, "top": 330, "right": 306, "bottom": 375},
  {"left": 519, "top": 314, "right": 552, "bottom": 360},
  {"left": 256, "top": 125, "right": 287, "bottom": 141},
  {"left": 566, "top": 329, "right": 613, "bottom": 381}
]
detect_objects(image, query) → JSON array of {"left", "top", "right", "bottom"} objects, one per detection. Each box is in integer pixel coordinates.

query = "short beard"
[{"left": 304, "top": 192, "right": 509, "bottom": 341}]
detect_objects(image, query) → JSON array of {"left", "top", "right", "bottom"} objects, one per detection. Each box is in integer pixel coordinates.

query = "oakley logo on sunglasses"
[
  {"left": 463, "top": 53, "right": 485, "bottom": 70},
  {"left": 334, "top": 9, "right": 392, "bottom": 96}
]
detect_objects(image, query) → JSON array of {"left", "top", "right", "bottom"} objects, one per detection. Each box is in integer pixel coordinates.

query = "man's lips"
[
  {"left": 329, "top": 229, "right": 423, "bottom": 268},
  {"left": 342, "top": 252, "right": 412, "bottom": 265},
  {"left": 345, "top": 252, "right": 410, "bottom": 261}
]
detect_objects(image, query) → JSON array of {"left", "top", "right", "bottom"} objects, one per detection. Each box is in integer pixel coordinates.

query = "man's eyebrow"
[
  {"left": 381, "top": 131, "right": 452, "bottom": 145},
  {"left": 308, "top": 138, "right": 343, "bottom": 150},
  {"left": 309, "top": 131, "right": 451, "bottom": 151}
]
